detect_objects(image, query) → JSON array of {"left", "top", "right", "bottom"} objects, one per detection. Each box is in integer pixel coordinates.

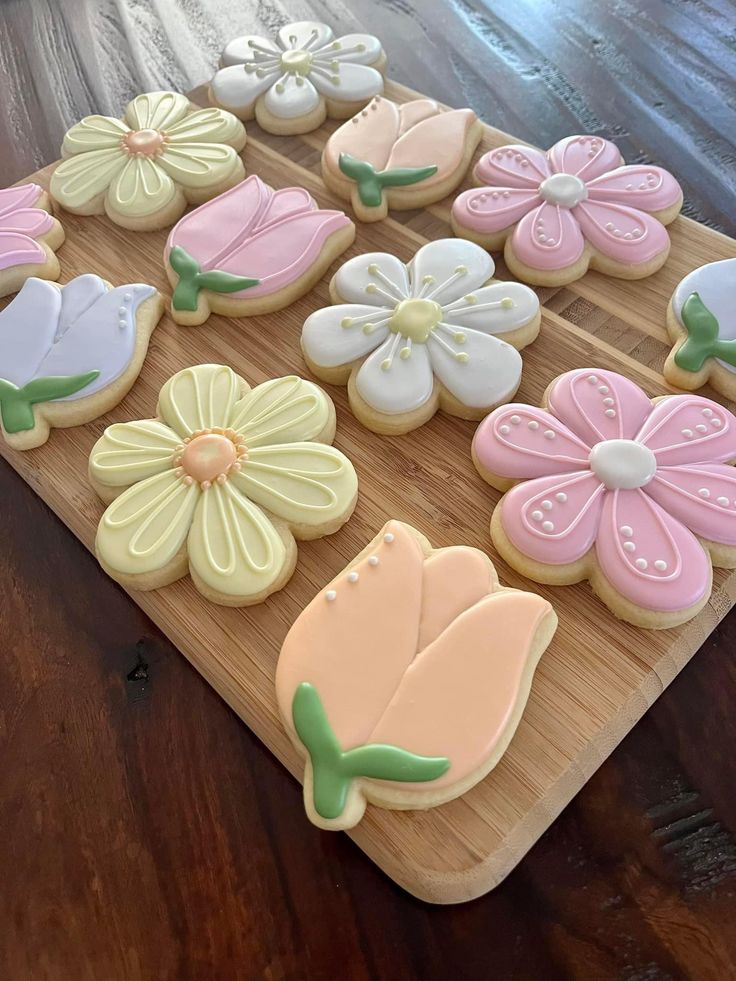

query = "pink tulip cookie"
[
  {"left": 322, "top": 96, "right": 482, "bottom": 222},
  {"left": 164, "top": 175, "right": 355, "bottom": 326},
  {"left": 0, "top": 184, "right": 65, "bottom": 298},
  {"left": 472, "top": 368, "right": 736, "bottom": 628},
  {"left": 301, "top": 238, "right": 541, "bottom": 435},
  {"left": 275, "top": 519, "right": 557, "bottom": 831},
  {"left": 0, "top": 274, "right": 163, "bottom": 450},
  {"left": 452, "top": 136, "right": 683, "bottom": 286}
]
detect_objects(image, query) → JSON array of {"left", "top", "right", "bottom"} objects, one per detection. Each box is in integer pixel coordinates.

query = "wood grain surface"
[{"left": 2, "top": 1, "right": 736, "bottom": 978}]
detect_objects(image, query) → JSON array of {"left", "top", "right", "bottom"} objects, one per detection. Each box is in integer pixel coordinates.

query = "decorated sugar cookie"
[
  {"left": 0, "top": 275, "right": 162, "bottom": 450},
  {"left": 452, "top": 136, "right": 683, "bottom": 286},
  {"left": 89, "top": 365, "right": 359, "bottom": 606},
  {"left": 50, "top": 91, "right": 246, "bottom": 232},
  {"left": 210, "top": 20, "right": 386, "bottom": 135},
  {"left": 664, "top": 259, "right": 736, "bottom": 398},
  {"left": 301, "top": 238, "right": 541, "bottom": 435},
  {"left": 165, "top": 175, "right": 355, "bottom": 326},
  {"left": 322, "top": 97, "right": 482, "bottom": 222},
  {"left": 472, "top": 368, "right": 736, "bottom": 629},
  {"left": 0, "top": 184, "right": 65, "bottom": 298},
  {"left": 275, "top": 520, "right": 557, "bottom": 831}
]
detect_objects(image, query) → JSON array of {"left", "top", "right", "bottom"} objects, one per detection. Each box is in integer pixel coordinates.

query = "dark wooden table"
[{"left": 2, "top": 2, "right": 736, "bottom": 978}]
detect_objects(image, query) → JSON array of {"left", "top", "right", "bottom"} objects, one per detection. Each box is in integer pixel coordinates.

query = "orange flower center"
[
  {"left": 122, "top": 128, "right": 166, "bottom": 156},
  {"left": 173, "top": 429, "right": 247, "bottom": 489}
]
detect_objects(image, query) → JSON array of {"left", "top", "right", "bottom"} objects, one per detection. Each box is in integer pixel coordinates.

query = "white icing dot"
[
  {"left": 696, "top": 424, "right": 708, "bottom": 433},
  {"left": 118, "top": 319, "right": 127, "bottom": 329},
  {"left": 623, "top": 542, "right": 636, "bottom": 552},
  {"left": 528, "top": 420, "right": 539, "bottom": 430},
  {"left": 717, "top": 496, "right": 730, "bottom": 506},
  {"left": 325, "top": 590, "right": 337, "bottom": 601},
  {"left": 123, "top": 293, "right": 132, "bottom": 301},
  {"left": 499, "top": 425, "right": 511, "bottom": 435},
  {"left": 603, "top": 397, "right": 615, "bottom": 406},
  {"left": 604, "top": 409, "right": 616, "bottom": 418},
  {"left": 531, "top": 510, "right": 544, "bottom": 521},
  {"left": 510, "top": 415, "right": 521, "bottom": 425},
  {"left": 654, "top": 560, "right": 668, "bottom": 571},
  {"left": 682, "top": 428, "right": 694, "bottom": 438},
  {"left": 588, "top": 375, "right": 599, "bottom": 384},
  {"left": 556, "top": 492, "right": 568, "bottom": 502},
  {"left": 348, "top": 571, "right": 359, "bottom": 582},
  {"left": 544, "top": 430, "right": 556, "bottom": 440},
  {"left": 541, "top": 500, "right": 553, "bottom": 510},
  {"left": 620, "top": 525, "right": 633, "bottom": 537},
  {"left": 384, "top": 532, "right": 395, "bottom": 543},
  {"left": 118, "top": 306, "right": 127, "bottom": 316},
  {"left": 542, "top": 521, "right": 554, "bottom": 532},
  {"left": 635, "top": 558, "right": 648, "bottom": 570},
  {"left": 598, "top": 385, "right": 609, "bottom": 394},
  {"left": 702, "top": 408, "right": 714, "bottom": 418},
  {"left": 368, "top": 555, "right": 379, "bottom": 566},
  {"left": 713, "top": 418, "right": 723, "bottom": 428},
  {"left": 699, "top": 488, "right": 710, "bottom": 498}
]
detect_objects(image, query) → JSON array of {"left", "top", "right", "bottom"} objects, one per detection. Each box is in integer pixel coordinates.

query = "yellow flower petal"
[
  {"left": 166, "top": 106, "right": 245, "bottom": 145},
  {"left": 125, "top": 90, "right": 191, "bottom": 131},
  {"left": 229, "top": 376, "right": 332, "bottom": 447},
  {"left": 107, "top": 155, "right": 176, "bottom": 218},
  {"left": 62, "top": 115, "right": 129, "bottom": 155},
  {"left": 90, "top": 420, "right": 181, "bottom": 489},
  {"left": 158, "top": 364, "right": 242, "bottom": 439},
  {"left": 50, "top": 148, "right": 126, "bottom": 210},
  {"left": 157, "top": 143, "right": 240, "bottom": 188}
]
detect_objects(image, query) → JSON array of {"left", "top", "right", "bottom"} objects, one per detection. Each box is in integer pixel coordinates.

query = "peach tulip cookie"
[
  {"left": 301, "top": 238, "right": 541, "bottom": 435},
  {"left": 164, "top": 175, "right": 355, "bottom": 326},
  {"left": 50, "top": 91, "right": 246, "bottom": 232},
  {"left": 275, "top": 519, "right": 557, "bottom": 830},
  {"left": 89, "top": 365, "right": 359, "bottom": 606},
  {"left": 664, "top": 259, "right": 736, "bottom": 399},
  {"left": 210, "top": 20, "right": 386, "bottom": 135},
  {"left": 452, "top": 135, "right": 683, "bottom": 286},
  {"left": 0, "top": 184, "right": 65, "bottom": 298},
  {"left": 322, "top": 96, "right": 482, "bottom": 222},
  {"left": 472, "top": 367, "right": 736, "bottom": 629},
  {"left": 0, "top": 274, "right": 163, "bottom": 451}
]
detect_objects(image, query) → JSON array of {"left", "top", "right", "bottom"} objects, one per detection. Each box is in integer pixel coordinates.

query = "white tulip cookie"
[{"left": 301, "top": 239, "right": 541, "bottom": 435}]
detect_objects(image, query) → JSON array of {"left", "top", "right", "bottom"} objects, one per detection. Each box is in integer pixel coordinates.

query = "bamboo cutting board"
[{"left": 3, "top": 80, "right": 736, "bottom": 905}]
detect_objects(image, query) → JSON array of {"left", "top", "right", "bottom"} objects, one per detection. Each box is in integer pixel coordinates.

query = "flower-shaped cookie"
[
  {"left": 473, "top": 368, "right": 736, "bottom": 628},
  {"left": 90, "top": 365, "right": 359, "bottom": 606},
  {"left": 50, "top": 92, "right": 246, "bottom": 231},
  {"left": 302, "top": 239, "right": 540, "bottom": 434},
  {"left": 452, "top": 136, "right": 683, "bottom": 285},
  {"left": 0, "top": 184, "right": 65, "bottom": 296},
  {"left": 210, "top": 20, "right": 385, "bottom": 134}
]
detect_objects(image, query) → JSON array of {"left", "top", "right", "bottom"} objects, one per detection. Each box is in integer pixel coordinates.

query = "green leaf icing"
[
  {"left": 675, "top": 291, "right": 736, "bottom": 371},
  {"left": 291, "top": 682, "right": 450, "bottom": 820},
  {"left": 0, "top": 371, "right": 100, "bottom": 434},
  {"left": 338, "top": 153, "right": 438, "bottom": 209},
  {"left": 169, "top": 245, "right": 260, "bottom": 312}
]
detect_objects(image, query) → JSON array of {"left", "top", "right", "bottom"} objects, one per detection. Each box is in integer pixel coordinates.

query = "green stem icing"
[
  {"left": 338, "top": 153, "right": 438, "bottom": 209},
  {"left": 0, "top": 371, "right": 100, "bottom": 434},
  {"left": 291, "top": 682, "right": 450, "bottom": 820},
  {"left": 169, "top": 245, "right": 260, "bottom": 312},
  {"left": 675, "top": 291, "right": 736, "bottom": 371}
]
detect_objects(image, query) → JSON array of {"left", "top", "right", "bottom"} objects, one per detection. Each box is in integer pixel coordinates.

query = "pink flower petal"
[
  {"left": 451, "top": 186, "right": 540, "bottom": 236},
  {"left": 573, "top": 200, "right": 670, "bottom": 264},
  {"left": 474, "top": 145, "right": 550, "bottom": 188},
  {"left": 586, "top": 165, "right": 682, "bottom": 212},
  {"left": 635, "top": 395, "right": 736, "bottom": 466},
  {"left": 0, "top": 231, "right": 46, "bottom": 272},
  {"left": 0, "top": 183, "right": 42, "bottom": 218},
  {"left": 473, "top": 404, "right": 591, "bottom": 479},
  {"left": 548, "top": 135, "right": 622, "bottom": 180},
  {"left": 259, "top": 186, "right": 313, "bottom": 227},
  {"left": 417, "top": 545, "right": 493, "bottom": 651},
  {"left": 0, "top": 207, "right": 53, "bottom": 237},
  {"left": 595, "top": 488, "right": 710, "bottom": 612},
  {"left": 548, "top": 368, "right": 653, "bottom": 444},
  {"left": 501, "top": 472, "right": 605, "bottom": 564},
  {"left": 647, "top": 464, "right": 736, "bottom": 546},
  {"left": 511, "top": 201, "right": 585, "bottom": 271}
]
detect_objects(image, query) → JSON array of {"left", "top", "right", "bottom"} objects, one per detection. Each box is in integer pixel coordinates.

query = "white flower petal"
[
  {"left": 157, "top": 143, "right": 240, "bottom": 188},
  {"left": 159, "top": 364, "right": 242, "bottom": 438},
  {"left": 314, "top": 33, "right": 382, "bottom": 65},
  {"left": 234, "top": 442, "right": 357, "bottom": 526},
  {"left": 355, "top": 335, "right": 434, "bottom": 414},
  {"left": 409, "top": 239, "right": 494, "bottom": 303},
  {"left": 90, "top": 420, "right": 181, "bottom": 488},
  {"left": 229, "top": 375, "right": 331, "bottom": 447},
  {"left": 277, "top": 21, "right": 333, "bottom": 51},
  {"left": 263, "top": 74, "right": 320, "bottom": 120},
  {"left": 428, "top": 329, "right": 522, "bottom": 409},
  {"left": 210, "top": 64, "right": 280, "bottom": 114},
  {"left": 96, "top": 469, "right": 199, "bottom": 577},
  {"left": 125, "top": 91, "right": 191, "bottom": 131},
  {"left": 334, "top": 252, "right": 410, "bottom": 305},
  {"left": 302, "top": 304, "right": 390, "bottom": 369},
  {"left": 309, "top": 62, "right": 383, "bottom": 103},
  {"left": 50, "top": 148, "right": 127, "bottom": 210},
  {"left": 62, "top": 115, "right": 129, "bottom": 154},
  {"left": 188, "top": 481, "right": 287, "bottom": 600},
  {"left": 107, "top": 156, "right": 177, "bottom": 218},
  {"left": 443, "top": 281, "right": 540, "bottom": 335},
  {"left": 220, "top": 34, "right": 280, "bottom": 67},
  {"left": 0, "top": 278, "right": 60, "bottom": 386},
  {"left": 166, "top": 106, "right": 245, "bottom": 145}
]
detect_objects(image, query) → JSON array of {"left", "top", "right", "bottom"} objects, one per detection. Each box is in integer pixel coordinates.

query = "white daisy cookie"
[{"left": 301, "top": 239, "right": 541, "bottom": 435}]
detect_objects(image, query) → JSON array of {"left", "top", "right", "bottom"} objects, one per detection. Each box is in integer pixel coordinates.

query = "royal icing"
[
  {"left": 0, "top": 184, "right": 56, "bottom": 272},
  {"left": 211, "top": 21, "right": 384, "bottom": 129},
  {"left": 452, "top": 136, "right": 682, "bottom": 275},
  {"left": 473, "top": 368, "right": 736, "bottom": 616},
  {"left": 165, "top": 175, "right": 353, "bottom": 313},
  {"left": 0, "top": 275, "right": 156, "bottom": 438},
  {"left": 50, "top": 92, "right": 246, "bottom": 224},
  {"left": 275, "top": 520, "right": 556, "bottom": 830},
  {"left": 671, "top": 259, "right": 736, "bottom": 374},
  {"left": 323, "top": 97, "right": 479, "bottom": 217},
  {"left": 301, "top": 238, "right": 539, "bottom": 424},
  {"left": 90, "top": 366, "right": 358, "bottom": 603}
]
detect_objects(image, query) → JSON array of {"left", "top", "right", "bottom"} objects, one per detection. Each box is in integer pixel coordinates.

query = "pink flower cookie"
[
  {"left": 452, "top": 136, "right": 683, "bottom": 286},
  {"left": 472, "top": 368, "right": 736, "bottom": 628},
  {"left": 0, "top": 184, "right": 65, "bottom": 298},
  {"left": 165, "top": 175, "right": 355, "bottom": 325}
]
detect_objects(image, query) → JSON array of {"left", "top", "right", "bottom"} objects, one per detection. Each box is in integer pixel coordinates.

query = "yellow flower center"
[
  {"left": 281, "top": 49, "right": 313, "bottom": 75},
  {"left": 122, "top": 128, "right": 166, "bottom": 157},
  {"left": 388, "top": 298, "right": 443, "bottom": 343},
  {"left": 173, "top": 428, "right": 247, "bottom": 490}
]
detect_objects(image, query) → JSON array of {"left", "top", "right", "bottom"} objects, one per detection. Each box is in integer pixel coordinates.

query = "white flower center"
[
  {"left": 281, "top": 49, "right": 313, "bottom": 75},
  {"left": 388, "top": 298, "right": 442, "bottom": 343},
  {"left": 588, "top": 439, "right": 657, "bottom": 490},
  {"left": 539, "top": 173, "right": 588, "bottom": 208}
]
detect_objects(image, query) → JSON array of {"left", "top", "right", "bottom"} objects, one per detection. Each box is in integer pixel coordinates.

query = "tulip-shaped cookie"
[
  {"left": 0, "top": 183, "right": 65, "bottom": 298},
  {"left": 276, "top": 520, "right": 557, "bottom": 830}
]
